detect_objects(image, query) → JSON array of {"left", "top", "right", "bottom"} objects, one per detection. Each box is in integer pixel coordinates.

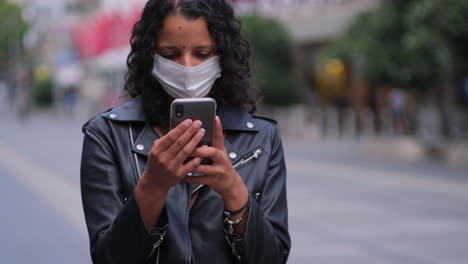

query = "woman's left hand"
[{"left": 184, "top": 116, "right": 248, "bottom": 204}]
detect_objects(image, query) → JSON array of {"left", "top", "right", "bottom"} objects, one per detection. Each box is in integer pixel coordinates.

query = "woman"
[{"left": 80, "top": 0, "right": 290, "bottom": 263}]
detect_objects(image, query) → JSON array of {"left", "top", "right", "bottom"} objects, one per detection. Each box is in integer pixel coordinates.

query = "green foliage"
[
  {"left": 241, "top": 14, "right": 303, "bottom": 106},
  {"left": 324, "top": 3, "right": 411, "bottom": 87},
  {"left": 33, "top": 79, "right": 54, "bottom": 107},
  {"left": 33, "top": 65, "right": 54, "bottom": 107},
  {"left": 0, "top": 1, "right": 28, "bottom": 64},
  {"left": 254, "top": 59, "right": 303, "bottom": 105},
  {"left": 404, "top": 0, "right": 468, "bottom": 81},
  {"left": 323, "top": 0, "right": 468, "bottom": 91},
  {"left": 403, "top": 27, "right": 451, "bottom": 86}
]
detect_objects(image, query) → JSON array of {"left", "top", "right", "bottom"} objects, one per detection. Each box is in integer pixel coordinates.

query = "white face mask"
[{"left": 152, "top": 55, "right": 222, "bottom": 98}]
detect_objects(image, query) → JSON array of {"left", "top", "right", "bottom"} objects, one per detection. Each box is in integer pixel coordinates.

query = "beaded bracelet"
[
  {"left": 223, "top": 196, "right": 251, "bottom": 235},
  {"left": 224, "top": 215, "right": 244, "bottom": 235},
  {"left": 224, "top": 215, "right": 244, "bottom": 226}
]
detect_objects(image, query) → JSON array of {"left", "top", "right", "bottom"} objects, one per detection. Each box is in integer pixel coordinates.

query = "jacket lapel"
[
  {"left": 113, "top": 98, "right": 260, "bottom": 158},
  {"left": 130, "top": 122, "right": 241, "bottom": 167},
  {"left": 131, "top": 123, "right": 160, "bottom": 157}
]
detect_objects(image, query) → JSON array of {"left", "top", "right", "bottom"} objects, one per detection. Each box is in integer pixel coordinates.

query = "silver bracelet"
[
  {"left": 224, "top": 215, "right": 244, "bottom": 225},
  {"left": 224, "top": 215, "right": 244, "bottom": 235}
]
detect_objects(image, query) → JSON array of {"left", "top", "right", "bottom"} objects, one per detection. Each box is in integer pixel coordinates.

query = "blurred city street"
[
  {"left": 2, "top": 1, "right": 468, "bottom": 263},
  {"left": 1, "top": 110, "right": 467, "bottom": 264}
]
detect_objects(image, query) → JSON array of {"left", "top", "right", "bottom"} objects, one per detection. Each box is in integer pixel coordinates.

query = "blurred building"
[
  {"left": 233, "top": 0, "right": 380, "bottom": 91},
  {"left": 233, "top": 0, "right": 381, "bottom": 132},
  {"left": 234, "top": 0, "right": 380, "bottom": 43},
  {"left": 72, "top": 0, "right": 147, "bottom": 110},
  {"left": 65, "top": 0, "right": 383, "bottom": 111},
  {"left": 14, "top": 0, "right": 380, "bottom": 113},
  {"left": 15, "top": 0, "right": 146, "bottom": 112}
]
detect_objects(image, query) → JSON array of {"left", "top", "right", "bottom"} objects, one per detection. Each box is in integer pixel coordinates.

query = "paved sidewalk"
[
  {"left": 1, "top": 112, "right": 468, "bottom": 264},
  {"left": 284, "top": 139, "right": 468, "bottom": 263}
]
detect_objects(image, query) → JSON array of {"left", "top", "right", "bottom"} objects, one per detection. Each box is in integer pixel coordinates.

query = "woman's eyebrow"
[
  {"left": 158, "top": 46, "right": 178, "bottom": 51},
  {"left": 158, "top": 45, "right": 214, "bottom": 51},
  {"left": 195, "top": 45, "right": 214, "bottom": 49}
]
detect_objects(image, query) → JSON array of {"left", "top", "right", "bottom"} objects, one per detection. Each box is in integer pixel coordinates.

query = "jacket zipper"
[
  {"left": 146, "top": 231, "right": 165, "bottom": 262},
  {"left": 190, "top": 148, "right": 264, "bottom": 196},
  {"left": 186, "top": 183, "right": 193, "bottom": 264},
  {"left": 233, "top": 148, "right": 263, "bottom": 169},
  {"left": 183, "top": 148, "right": 263, "bottom": 263}
]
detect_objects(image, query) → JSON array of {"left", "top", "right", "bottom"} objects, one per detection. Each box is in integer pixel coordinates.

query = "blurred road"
[
  {"left": 1, "top": 111, "right": 467, "bottom": 264},
  {"left": 286, "top": 140, "right": 468, "bottom": 264}
]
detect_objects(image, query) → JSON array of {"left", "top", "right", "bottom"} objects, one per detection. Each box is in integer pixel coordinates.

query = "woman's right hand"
[
  {"left": 136, "top": 119, "right": 205, "bottom": 230},
  {"left": 140, "top": 119, "right": 205, "bottom": 193}
]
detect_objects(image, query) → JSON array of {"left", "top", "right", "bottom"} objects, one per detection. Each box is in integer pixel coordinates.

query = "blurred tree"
[
  {"left": 321, "top": 1, "right": 414, "bottom": 134},
  {"left": 404, "top": 0, "right": 468, "bottom": 138},
  {"left": 33, "top": 64, "right": 53, "bottom": 107},
  {"left": 0, "top": 0, "right": 28, "bottom": 75},
  {"left": 322, "top": 0, "right": 468, "bottom": 139},
  {"left": 241, "top": 13, "right": 304, "bottom": 106}
]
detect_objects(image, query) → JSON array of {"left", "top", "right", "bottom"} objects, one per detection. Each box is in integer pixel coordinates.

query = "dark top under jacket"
[{"left": 80, "top": 96, "right": 291, "bottom": 264}]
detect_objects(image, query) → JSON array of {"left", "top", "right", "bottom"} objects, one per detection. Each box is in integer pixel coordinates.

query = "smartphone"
[{"left": 170, "top": 98, "right": 217, "bottom": 165}]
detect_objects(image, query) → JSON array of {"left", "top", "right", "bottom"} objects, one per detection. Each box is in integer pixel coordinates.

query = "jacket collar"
[
  {"left": 106, "top": 97, "right": 259, "bottom": 159},
  {"left": 217, "top": 104, "right": 259, "bottom": 132},
  {"left": 104, "top": 96, "right": 260, "bottom": 132},
  {"left": 103, "top": 96, "right": 147, "bottom": 123}
]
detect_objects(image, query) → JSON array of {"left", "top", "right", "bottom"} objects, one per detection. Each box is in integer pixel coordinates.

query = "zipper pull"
[
  {"left": 253, "top": 148, "right": 262, "bottom": 159},
  {"left": 146, "top": 231, "right": 166, "bottom": 260},
  {"left": 254, "top": 192, "right": 261, "bottom": 200}
]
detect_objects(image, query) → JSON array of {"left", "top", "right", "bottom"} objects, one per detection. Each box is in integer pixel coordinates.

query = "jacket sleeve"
[
  {"left": 225, "top": 125, "right": 291, "bottom": 263},
  {"left": 80, "top": 123, "right": 167, "bottom": 264}
]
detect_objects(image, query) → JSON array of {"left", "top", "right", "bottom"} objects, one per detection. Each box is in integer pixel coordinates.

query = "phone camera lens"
[{"left": 175, "top": 105, "right": 184, "bottom": 118}]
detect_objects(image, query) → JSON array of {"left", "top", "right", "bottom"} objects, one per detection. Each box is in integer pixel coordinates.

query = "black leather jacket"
[{"left": 80, "top": 97, "right": 291, "bottom": 264}]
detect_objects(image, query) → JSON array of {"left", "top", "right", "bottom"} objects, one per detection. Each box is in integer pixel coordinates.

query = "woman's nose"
[{"left": 179, "top": 54, "right": 197, "bottom": 67}]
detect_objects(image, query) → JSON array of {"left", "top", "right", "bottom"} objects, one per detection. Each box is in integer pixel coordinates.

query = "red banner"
[{"left": 74, "top": 6, "right": 143, "bottom": 59}]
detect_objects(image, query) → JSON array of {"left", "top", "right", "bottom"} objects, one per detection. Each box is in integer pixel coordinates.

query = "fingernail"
[
  {"left": 183, "top": 119, "right": 193, "bottom": 127},
  {"left": 198, "top": 128, "right": 205, "bottom": 136},
  {"left": 193, "top": 120, "right": 202, "bottom": 129}
]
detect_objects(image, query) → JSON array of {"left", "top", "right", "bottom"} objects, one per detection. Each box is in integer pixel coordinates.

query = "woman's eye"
[
  {"left": 197, "top": 53, "right": 211, "bottom": 59},
  {"left": 162, "top": 54, "right": 178, "bottom": 60}
]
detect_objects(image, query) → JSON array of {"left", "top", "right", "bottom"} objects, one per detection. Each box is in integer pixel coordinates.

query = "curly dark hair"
[{"left": 124, "top": 0, "right": 258, "bottom": 129}]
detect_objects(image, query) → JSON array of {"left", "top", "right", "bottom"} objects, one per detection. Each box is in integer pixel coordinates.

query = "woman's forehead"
[{"left": 157, "top": 15, "right": 214, "bottom": 47}]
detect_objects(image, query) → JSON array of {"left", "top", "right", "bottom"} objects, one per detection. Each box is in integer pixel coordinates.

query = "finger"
[
  {"left": 191, "top": 146, "right": 222, "bottom": 162},
  {"left": 165, "top": 120, "right": 203, "bottom": 157},
  {"left": 192, "top": 164, "right": 219, "bottom": 175},
  {"left": 178, "top": 157, "right": 202, "bottom": 177},
  {"left": 183, "top": 174, "right": 213, "bottom": 185},
  {"left": 174, "top": 128, "right": 205, "bottom": 164},
  {"left": 154, "top": 119, "right": 192, "bottom": 151},
  {"left": 191, "top": 145, "right": 215, "bottom": 157},
  {"left": 213, "top": 116, "right": 224, "bottom": 148}
]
